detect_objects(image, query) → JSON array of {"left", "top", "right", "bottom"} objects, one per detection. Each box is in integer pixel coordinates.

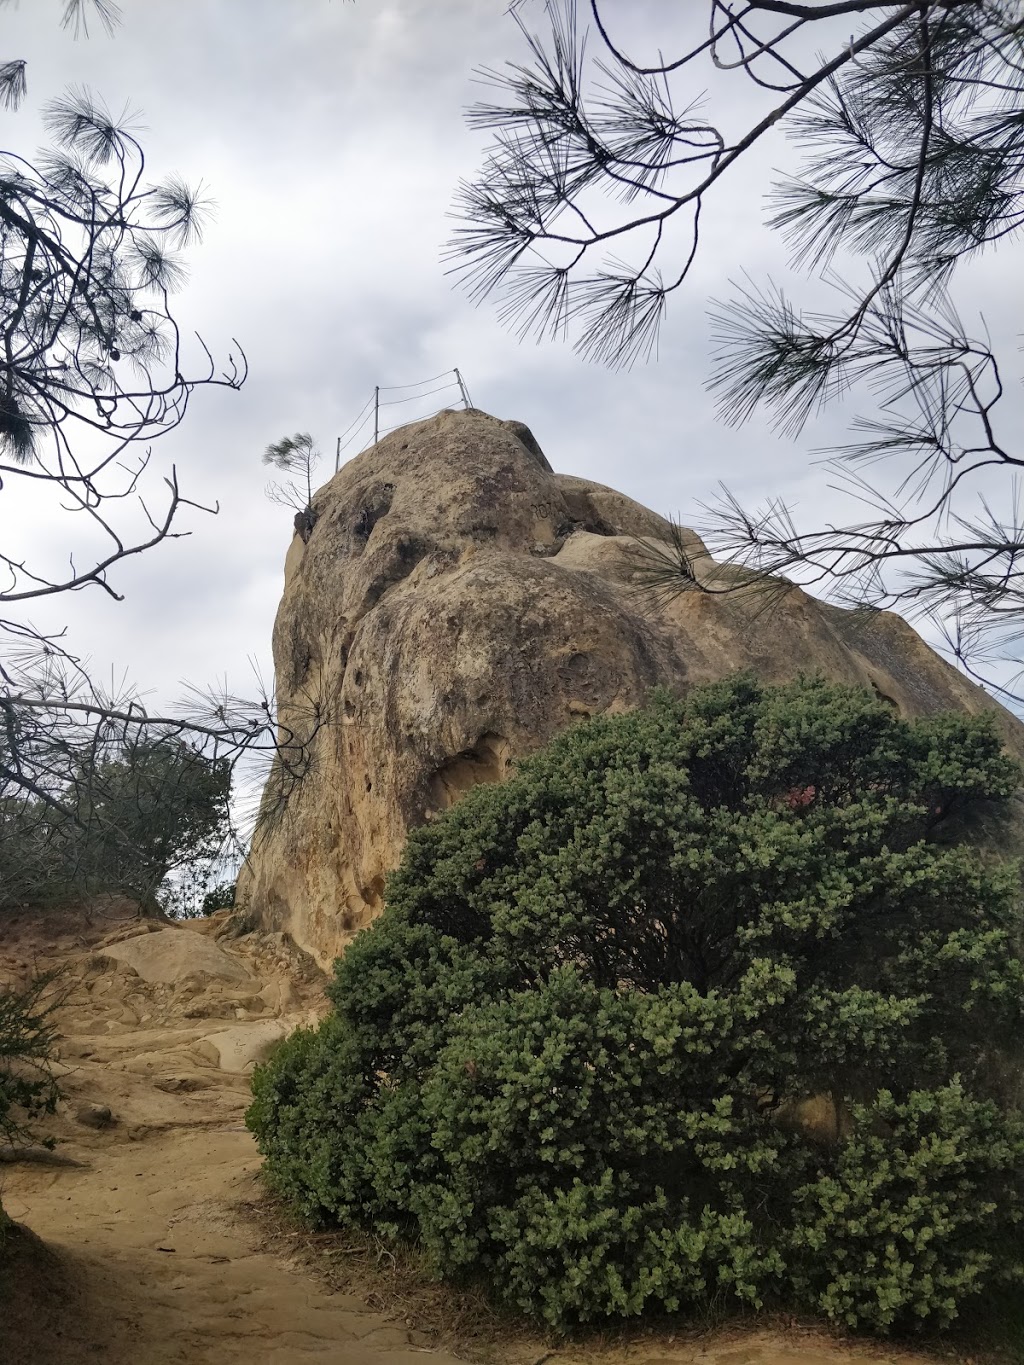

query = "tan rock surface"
[
  {"left": 195, "top": 1019, "right": 293, "bottom": 1073},
  {"left": 239, "top": 407, "right": 1024, "bottom": 968},
  {"left": 98, "top": 925, "right": 255, "bottom": 986}
]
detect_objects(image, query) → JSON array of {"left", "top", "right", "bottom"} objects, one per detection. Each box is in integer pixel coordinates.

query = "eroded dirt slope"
[
  {"left": 0, "top": 905, "right": 470, "bottom": 1364},
  {"left": 0, "top": 906, "right": 946, "bottom": 1365}
]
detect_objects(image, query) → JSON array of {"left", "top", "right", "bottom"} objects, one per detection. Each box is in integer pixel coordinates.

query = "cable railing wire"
[
  {"left": 334, "top": 368, "right": 474, "bottom": 471},
  {"left": 336, "top": 391, "right": 376, "bottom": 439},
  {"left": 378, "top": 382, "right": 461, "bottom": 408},
  {"left": 377, "top": 369, "right": 456, "bottom": 392}
]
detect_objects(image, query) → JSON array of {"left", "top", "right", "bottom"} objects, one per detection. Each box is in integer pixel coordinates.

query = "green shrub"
[
  {"left": 0, "top": 973, "right": 63, "bottom": 1254},
  {"left": 1, "top": 972, "right": 62, "bottom": 1155},
  {"left": 200, "top": 879, "right": 237, "bottom": 915},
  {"left": 248, "top": 675, "right": 1024, "bottom": 1331}
]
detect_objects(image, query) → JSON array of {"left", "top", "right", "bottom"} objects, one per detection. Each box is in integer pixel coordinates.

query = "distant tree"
[
  {"left": 0, "top": 735, "right": 230, "bottom": 910},
  {"left": 263, "top": 432, "right": 321, "bottom": 541},
  {"left": 449, "top": 1, "right": 1024, "bottom": 703},
  {"left": 200, "top": 878, "right": 236, "bottom": 915},
  {"left": 66, "top": 738, "right": 231, "bottom": 905}
]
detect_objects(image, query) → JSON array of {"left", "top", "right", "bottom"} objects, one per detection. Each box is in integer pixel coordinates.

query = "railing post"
[
  {"left": 373, "top": 386, "right": 380, "bottom": 445},
  {"left": 334, "top": 435, "right": 341, "bottom": 474},
  {"left": 454, "top": 368, "right": 472, "bottom": 409}
]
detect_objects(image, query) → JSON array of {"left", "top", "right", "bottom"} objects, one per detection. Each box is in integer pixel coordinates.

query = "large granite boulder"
[{"left": 239, "top": 408, "right": 1024, "bottom": 968}]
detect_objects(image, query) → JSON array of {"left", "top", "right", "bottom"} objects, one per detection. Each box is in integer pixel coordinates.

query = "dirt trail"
[{"left": 0, "top": 907, "right": 942, "bottom": 1365}]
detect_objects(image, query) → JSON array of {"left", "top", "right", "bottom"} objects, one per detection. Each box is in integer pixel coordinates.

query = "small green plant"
[
  {"left": 0, "top": 969, "right": 63, "bottom": 1215},
  {"left": 1, "top": 972, "right": 62, "bottom": 1150},
  {"left": 0, "top": 971, "right": 65, "bottom": 1249},
  {"left": 248, "top": 676, "right": 1024, "bottom": 1333}
]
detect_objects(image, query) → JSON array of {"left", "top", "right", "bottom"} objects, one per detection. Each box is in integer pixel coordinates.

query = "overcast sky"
[{"left": 3, "top": 0, "right": 1019, "bottom": 717}]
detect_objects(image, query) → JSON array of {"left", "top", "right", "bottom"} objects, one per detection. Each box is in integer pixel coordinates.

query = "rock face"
[
  {"left": 240, "top": 408, "right": 1024, "bottom": 968},
  {"left": 194, "top": 1020, "right": 292, "bottom": 1074},
  {"left": 99, "top": 927, "right": 254, "bottom": 986}
]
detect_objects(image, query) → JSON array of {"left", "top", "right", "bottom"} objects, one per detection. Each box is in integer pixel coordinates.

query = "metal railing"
[{"left": 334, "top": 368, "right": 474, "bottom": 473}]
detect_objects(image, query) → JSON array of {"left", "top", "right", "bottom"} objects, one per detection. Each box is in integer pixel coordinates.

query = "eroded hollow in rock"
[
  {"left": 428, "top": 733, "right": 512, "bottom": 812},
  {"left": 350, "top": 481, "right": 396, "bottom": 545},
  {"left": 360, "top": 536, "right": 433, "bottom": 613}
]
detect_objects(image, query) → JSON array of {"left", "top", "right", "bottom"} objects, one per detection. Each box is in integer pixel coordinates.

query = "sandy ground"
[{"left": 0, "top": 906, "right": 947, "bottom": 1365}]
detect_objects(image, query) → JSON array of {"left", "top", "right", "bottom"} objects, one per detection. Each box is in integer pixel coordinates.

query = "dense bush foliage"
[{"left": 248, "top": 676, "right": 1024, "bottom": 1332}]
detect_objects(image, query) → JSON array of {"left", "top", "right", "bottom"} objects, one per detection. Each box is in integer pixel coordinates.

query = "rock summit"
[{"left": 241, "top": 408, "right": 1022, "bottom": 966}]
